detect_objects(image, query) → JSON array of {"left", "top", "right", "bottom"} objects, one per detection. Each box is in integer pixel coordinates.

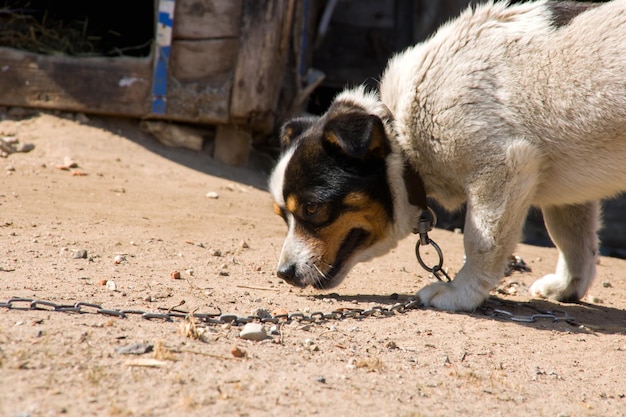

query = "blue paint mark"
[{"left": 151, "top": 0, "right": 175, "bottom": 115}]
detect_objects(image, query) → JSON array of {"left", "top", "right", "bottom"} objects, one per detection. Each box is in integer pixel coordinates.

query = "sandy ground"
[{"left": 1, "top": 111, "right": 625, "bottom": 417}]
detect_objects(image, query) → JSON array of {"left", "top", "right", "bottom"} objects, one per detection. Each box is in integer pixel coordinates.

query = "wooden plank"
[
  {"left": 0, "top": 47, "right": 152, "bottom": 116},
  {"left": 164, "top": 38, "right": 238, "bottom": 123},
  {"left": 230, "top": 0, "right": 291, "bottom": 132},
  {"left": 173, "top": 0, "right": 242, "bottom": 40},
  {"left": 214, "top": 124, "right": 251, "bottom": 166},
  {"left": 169, "top": 39, "right": 237, "bottom": 83}
]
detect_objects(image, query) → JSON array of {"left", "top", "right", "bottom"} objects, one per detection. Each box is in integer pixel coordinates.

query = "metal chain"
[
  {"left": 479, "top": 297, "right": 579, "bottom": 325},
  {"left": 0, "top": 295, "right": 578, "bottom": 327},
  {"left": 0, "top": 296, "right": 422, "bottom": 326},
  {"left": 413, "top": 207, "right": 452, "bottom": 282}
]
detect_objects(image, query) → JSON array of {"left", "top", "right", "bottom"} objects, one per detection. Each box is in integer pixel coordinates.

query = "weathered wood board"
[
  {"left": 0, "top": 0, "right": 304, "bottom": 166},
  {"left": 166, "top": 38, "right": 239, "bottom": 123},
  {"left": 0, "top": 47, "right": 152, "bottom": 117},
  {"left": 173, "top": 0, "right": 242, "bottom": 39},
  {"left": 230, "top": 0, "right": 292, "bottom": 132}
]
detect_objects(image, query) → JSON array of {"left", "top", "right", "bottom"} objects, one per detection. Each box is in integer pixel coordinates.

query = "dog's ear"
[
  {"left": 323, "top": 112, "right": 390, "bottom": 160},
  {"left": 280, "top": 117, "right": 317, "bottom": 149}
]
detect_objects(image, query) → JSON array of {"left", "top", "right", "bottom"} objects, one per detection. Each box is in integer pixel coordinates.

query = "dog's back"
[{"left": 382, "top": 0, "right": 626, "bottom": 206}]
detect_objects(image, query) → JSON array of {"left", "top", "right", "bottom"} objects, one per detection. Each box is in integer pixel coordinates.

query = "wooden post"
[
  {"left": 230, "top": 0, "right": 291, "bottom": 133},
  {"left": 214, "top": 124, "right": 252, "bottom": 166}
]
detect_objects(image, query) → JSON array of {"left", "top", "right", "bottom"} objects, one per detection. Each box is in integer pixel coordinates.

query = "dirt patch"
[{"left": 1, "top": 112, "right": 625, "bottom": 417}]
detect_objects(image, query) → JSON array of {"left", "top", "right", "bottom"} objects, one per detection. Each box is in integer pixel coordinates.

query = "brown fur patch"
[
  {"left": 306, "top": 192, "right": 391, "bottom": 270},
  {"left": 323, "top": 131, "right": 341, "bottom": 149},
  {"left": 273, "top": 202, "right": 283, "bottom": 217},
  {"left": 285, "top": 195, "right": 299, "bottom": 214}
]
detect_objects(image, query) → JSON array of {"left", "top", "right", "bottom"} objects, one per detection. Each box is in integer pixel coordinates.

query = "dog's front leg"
[{"left": 417, "top": 142, "right": 540, "bottom": 311}]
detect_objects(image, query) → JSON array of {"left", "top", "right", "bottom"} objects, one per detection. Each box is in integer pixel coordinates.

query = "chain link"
[
  {"left": 479, "top": 297, "right": 578, "bottom": 325},
  {"left": 0, "top": 296, "right": 424, "bottom": 326},
  {"left": 0, "top": 296, "right": 578, "bottom": 327}
]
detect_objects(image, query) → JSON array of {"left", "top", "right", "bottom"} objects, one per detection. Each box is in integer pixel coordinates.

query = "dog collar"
[
  {"left": 402, "top": 162, "right": 428, "bottom": 211},
  {"left": 402, "top": 161, "right": 452, "bottom": 282}
]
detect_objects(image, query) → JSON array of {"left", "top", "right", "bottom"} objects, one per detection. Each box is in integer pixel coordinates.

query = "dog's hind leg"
[
  {"left": 417, "top": 140, "right": 541, "bottom": 311},
  {"left": 529, "top": 202, "right": 600, "bottom": 302}
]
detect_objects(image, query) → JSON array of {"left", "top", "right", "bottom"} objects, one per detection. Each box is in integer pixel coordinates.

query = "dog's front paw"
[
  {"left": 529, "top": 274, "right": 580, "bottom": 302},
  {"left": 416, "top": 281, "right": 486, "bottom": 312}
]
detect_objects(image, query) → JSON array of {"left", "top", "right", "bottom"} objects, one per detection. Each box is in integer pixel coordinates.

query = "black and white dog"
[{"left": 269, "top": 0, "right": 626, "bottom": 311}]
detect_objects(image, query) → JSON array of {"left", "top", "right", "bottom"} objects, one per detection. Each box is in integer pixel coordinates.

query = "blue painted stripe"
[{"left": 151, "top": 0, "right": 175, "bottom": 115}]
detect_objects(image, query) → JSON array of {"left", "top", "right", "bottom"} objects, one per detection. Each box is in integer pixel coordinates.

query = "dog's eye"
[{"left": 304, "top": 202, "right": 320, "bottom": 216}]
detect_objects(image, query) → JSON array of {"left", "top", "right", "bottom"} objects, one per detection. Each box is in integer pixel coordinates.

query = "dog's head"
[{"left": 269, "top": 97, "right": 418, "bottom": 289}]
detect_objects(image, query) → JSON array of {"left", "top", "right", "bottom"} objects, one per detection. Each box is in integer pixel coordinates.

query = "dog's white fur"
[{"left": 372, "top": 0, "right": 626, "bottom": 311}]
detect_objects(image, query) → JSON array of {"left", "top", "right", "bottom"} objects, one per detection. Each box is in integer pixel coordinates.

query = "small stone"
[
  {"left": 206, "top": 191, "right": 219, "bottom": 199},
  {"left": 106, "top": 280, "right": 117, "bottom": 291},
  {"left": 587, "top": 294, "right": 603, "bottom": 304},
  {"left": 114, "top": 255, "right": 126, "bottom": 264},
  {"left": 240, "top": 239, "right": 249, "bottom": 249},
  {"left": 230, "top": 346, "right": 247, "bottom": 358},
  {"left": 602, "top": 281, "right": 612, "bottom": 288},
  {"left": 98, "top": 279, "right": 108, "bottom": 286},
  {"left": 239, "top": 323, "right": 267, "bottom": 341},
  {"left": 269, "top": 325, "right": 280, "bottom": 335},
  {"left": 209, "top": 248, "right": 222, "bottom": 257},
  {"left": 170, "top": 270, "right": 181, "bottom": 280},
  {"left": 316, "top": 376, "right": 326, "bottom": 383},
  {"left": 75, "top": 113, "right": 90, "bottom": 124},
  {"left": 63, "top": 156, "right": 78, "bottom": 169},
  {"left": 73, "top": 249, "right": 88, "bottom": 259},
  {"left": 272, "top": 307, "right": 288, "bottom": 318},
  {"left": 219, "top": 271, "right": 230, "bottom": 277},
  {"left": 250, "top": 308, "right": 271, "bottom": 319},
  {"left": 115, "top": 343, "right": 153, "bottom": 355},
  {"left": 385, "top": 341, "right": 398, "bottom": 350}
]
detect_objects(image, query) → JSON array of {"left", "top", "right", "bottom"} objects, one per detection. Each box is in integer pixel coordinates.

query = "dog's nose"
[{"left": 277, "top": 263, "right": 296, "bottom": 282}]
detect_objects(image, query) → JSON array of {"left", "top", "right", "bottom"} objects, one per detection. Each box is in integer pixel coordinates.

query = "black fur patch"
[
  {"left": 546, "top": 1, "right": 600, "bottom": 28},
  {"left": 282, "top": 131, "right": 394, "bottom": 232}
]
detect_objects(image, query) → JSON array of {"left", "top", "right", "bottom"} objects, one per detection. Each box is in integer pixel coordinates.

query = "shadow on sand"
[{"left": 314, "top": 293, "right": 626, "bottom": 335}]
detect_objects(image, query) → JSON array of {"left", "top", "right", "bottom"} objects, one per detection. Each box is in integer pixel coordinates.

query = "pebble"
[
  {"left": 316, "top": 376, "right": 326, "bottom": 383},
  {"left": 272, "top": 307, "right": 288, "bottom": 318},
  {"left": 73, "top": 249, "right": 88, "bottom": 259},
  {"left": 240, "top": 239, "right": 249, "bottom": 249},
  {"left": 170, "top": 270, "right": 181, "bottom": 280},
  {"left": 114, "top": 255, "right": 126, "bottom": 264},
  {"left": 75, "top": 113, "right": 90, "bottom": 124},
  {"left": 115, "top": 343, "right": 153, "bottom": 355},
  {"left": 250, "top": 308, "right": 271, "bottom": 319},
  {"left": 239, "top": 323, "right": 267, "bottom": 341},
  {"left": 385, "top": 341, "right": 399, "bottom": 350},
  {"left": 209, "top": 248, "right": 222, "bottom": 257},
  {"left": 106, "top": 280, "right": 117, "bottom": 291},
  {"left": 269, "top": 325, "right": 280, "bottom": 335},
  {"left": 206, "top": 191, "right": 219, "bottom": 199},
  {"left": 230, "top": 346, "right": 247, "bottom": 358}
]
